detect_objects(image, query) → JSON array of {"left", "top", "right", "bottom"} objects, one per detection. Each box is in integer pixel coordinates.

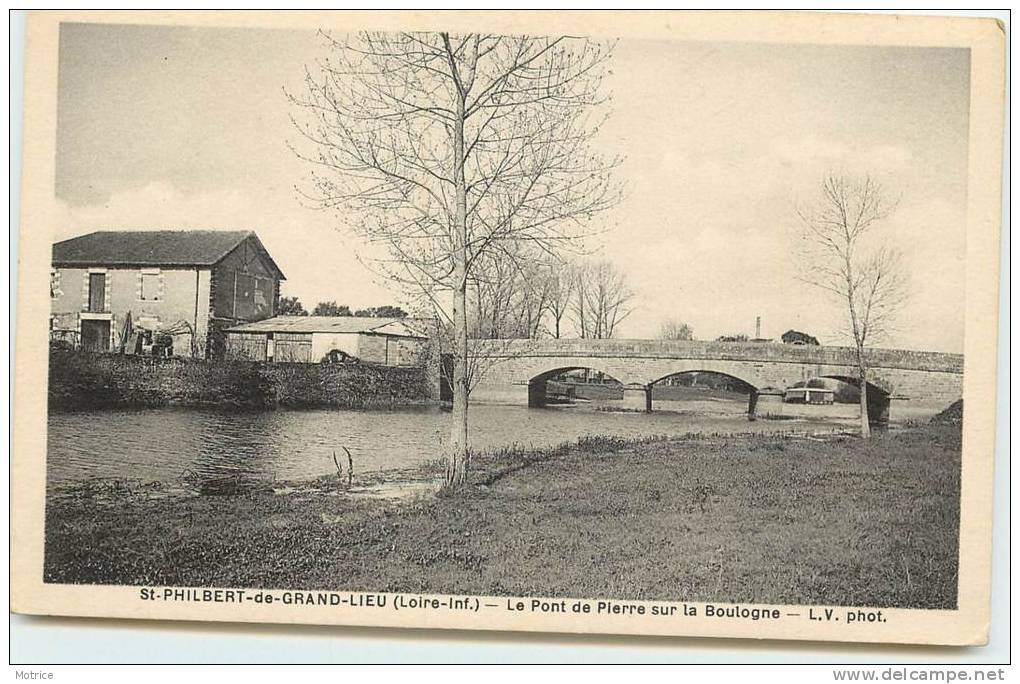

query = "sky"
[{"left": 54, "top": 23, "right": 971, "bottom": 352}]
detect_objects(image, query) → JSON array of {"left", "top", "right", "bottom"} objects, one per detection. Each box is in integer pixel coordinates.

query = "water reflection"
[{"left": 46, "top": 400, "right": 900, "bottom": 488}]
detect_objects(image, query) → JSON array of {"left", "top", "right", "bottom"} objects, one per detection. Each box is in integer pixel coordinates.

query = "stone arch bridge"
[{"left": 470, "top": 339, "right": 964, "bottom": 425}]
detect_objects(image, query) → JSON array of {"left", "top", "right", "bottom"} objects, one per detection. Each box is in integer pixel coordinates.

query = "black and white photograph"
[{"left": 11, "top": 10, "right": 1005, "bottom": 648}]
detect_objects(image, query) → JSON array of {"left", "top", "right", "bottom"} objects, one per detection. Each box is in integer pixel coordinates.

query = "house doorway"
[{"left": 81, "top": 319, "right": 111, "bottom": 352}]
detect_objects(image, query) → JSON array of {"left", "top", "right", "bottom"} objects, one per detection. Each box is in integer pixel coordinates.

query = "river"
[{"left": 45, "top": 397, "right": 931, "bottom": 488}]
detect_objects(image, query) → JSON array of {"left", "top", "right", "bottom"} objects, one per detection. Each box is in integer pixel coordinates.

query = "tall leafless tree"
[
  {"left": 289, "top": 32, "right": 620, "bottom": 484},
  {"left": 571, "top": 259, "right": 634, "bottom": 339},
  {"left": 469, "top": 247, "right": 553, "bottom": 340},
  {"left": 660, "top": 319, "right": 695, "bottom": 341},
  {"left": 518, "top": 262, "right": 555, "bottom": 339},
  {"left": 545, "top": 262, "right": 575, "bottom": 339},
  {"left": 797, "top": 173, "right": 907, "bottom": 438}
]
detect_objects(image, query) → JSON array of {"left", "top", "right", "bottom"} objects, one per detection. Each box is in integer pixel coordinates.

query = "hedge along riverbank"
[{"left": 48, "top": 351, "right": 436, "bottom": 411}]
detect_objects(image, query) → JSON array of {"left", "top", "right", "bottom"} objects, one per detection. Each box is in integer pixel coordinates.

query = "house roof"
[
  {"left": 226, "top": 316, "right": 428, "bottom": 338},
  {"left": 52, "top": 230, "right": 285, "bottom": 279}
]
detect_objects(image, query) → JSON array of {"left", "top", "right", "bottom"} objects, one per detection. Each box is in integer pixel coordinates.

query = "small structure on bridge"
[{"left": 782, "top": 330, "right": 820, "bottom": 346}]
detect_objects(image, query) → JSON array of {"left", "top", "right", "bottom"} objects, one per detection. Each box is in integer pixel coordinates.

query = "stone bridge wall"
[{"left": 470, "top": 339, "right": 963, "bottom": 409}]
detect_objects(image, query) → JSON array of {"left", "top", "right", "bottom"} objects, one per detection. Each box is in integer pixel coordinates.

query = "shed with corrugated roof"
[{"left": 224, "top": 315, "right": 428, "bottom": 366}]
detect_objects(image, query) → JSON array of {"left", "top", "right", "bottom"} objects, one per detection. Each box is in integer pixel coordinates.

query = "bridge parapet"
[{"left": 473, "top": 339, "right": 963, "bottom": 375}]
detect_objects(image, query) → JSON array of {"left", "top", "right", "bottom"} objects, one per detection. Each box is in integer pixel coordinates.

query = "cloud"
[
  {"left": 50, "top": 148, "right": 962, "bottom": 353},
  {"left": 599, "top": 135, "right": 962, "bottom": 351},
  {"left": 863, "top": 144, "right": 914, "bottom": 172},
  {"left": 53, "top": 182, "right": 257, "bottom": 240},
  {"left": 53, "top": 182, "right": 401, "bottom": 311},
  {"left": 771, "top": 136, "right": 849, "bottom": 165}
]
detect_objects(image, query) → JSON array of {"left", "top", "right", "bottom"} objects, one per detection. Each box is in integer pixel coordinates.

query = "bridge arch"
[
  {"left": 529, "top": 365, "right": 625, "bottom": 385},
  {"left": 816, "top": 374, "right": 892, "bottom": 427},
  {"left": 527, "top": 365, "right": 626, "bottom": 409},
  {"left": 645, "top": 369, "right": 761, "bottom": 418},
  {"left": 816, "top": 374, "right": 890, "bottom": 397},
  {"left": 648, "top": 369, "right": 759, "bottom": 393},
  {"left": 640, "top": 369, "right": 762, "bottom": 417}
]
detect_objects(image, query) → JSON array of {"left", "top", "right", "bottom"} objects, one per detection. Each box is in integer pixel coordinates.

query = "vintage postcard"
[{"left": 11, "top": 10, "right": 1005, "bottom": 646}]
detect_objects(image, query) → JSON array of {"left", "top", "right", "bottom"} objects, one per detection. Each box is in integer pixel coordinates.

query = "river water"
[{"left": 46, "top": 397, "right": 928, "bottom": 488}]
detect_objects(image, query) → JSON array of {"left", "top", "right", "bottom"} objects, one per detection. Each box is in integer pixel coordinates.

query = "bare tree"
[
  {"left": 545, "top": 262, "right": 575, "bottom": 339},
  {"left": 797, "top": 173, "right": 907, "bottom": 438},
  {"left": 469, "top": 251, "right": 521, "bottom": 340},
  {"left": 571, "top": 259, "right": 634, "bottom": 338},
  {"left": 518, "top": 262, "right": 555, "bottom": 339},
  {"left": 660, "top": 319, "right": 695, "bottom": 341},
  {"left": 469, "top": 247, "right": 553, "bottom": 340},
  {"left": 289, "top": 32, "right": 621, "bottom": 484}
]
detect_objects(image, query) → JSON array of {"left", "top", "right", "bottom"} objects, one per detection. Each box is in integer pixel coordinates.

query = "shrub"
[{"left": 48, "top": 351, "right": 433, "bottom": 411}]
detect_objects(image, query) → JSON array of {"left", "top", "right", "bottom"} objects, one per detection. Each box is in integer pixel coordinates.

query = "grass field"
[{"left": 44, "top": 424, "right": 961, "bottom": 609}]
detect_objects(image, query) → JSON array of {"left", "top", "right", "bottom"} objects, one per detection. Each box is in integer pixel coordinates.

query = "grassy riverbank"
[{"left": 44, "top": 424, "right": 961, "bottom": 609}]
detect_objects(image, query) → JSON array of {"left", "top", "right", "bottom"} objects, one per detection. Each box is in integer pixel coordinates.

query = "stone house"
[{"left": 50, "top": 230, "right": 285, "bottom": 357}]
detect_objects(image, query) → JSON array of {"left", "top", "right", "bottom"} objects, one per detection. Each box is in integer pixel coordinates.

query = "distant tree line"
[
  {"left": 660, "top": 319, "right": 695, "bottom": 341},
  {"left": 655, "top": 325, "right": 820, "bottom": 345},
  {"left": 277, "top": 296, "right": 407, "bottom": 319}
]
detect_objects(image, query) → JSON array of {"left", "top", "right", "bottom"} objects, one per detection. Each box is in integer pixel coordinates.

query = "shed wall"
[
  {"left": 224, "top": 328, "right": 427, "bottom": 366},
  {"left": 387, "top": 337, "right": 426, "bottom": 366},
  {"left": 275, "top": 332, "right": 313, "bottom": 363},
  {"left": 225, "top": 332, "right": 268, "bottom": 361},
  {"left": 311, "top": 332, "right": 360, "bottom": 361},
  {"left": 357, "top": 333, "right": 388, "bottom": 364}
]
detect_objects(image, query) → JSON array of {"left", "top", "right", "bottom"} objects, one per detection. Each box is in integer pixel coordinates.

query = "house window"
[
  {"left": 139, "top": 269, "right": 162, "bottom": 301},
  {"left": 87, "top": 271, "right": 107, "bottom": 313},
  {"left": 50, "top": 268, "right": 61, "bottom": 298}
]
